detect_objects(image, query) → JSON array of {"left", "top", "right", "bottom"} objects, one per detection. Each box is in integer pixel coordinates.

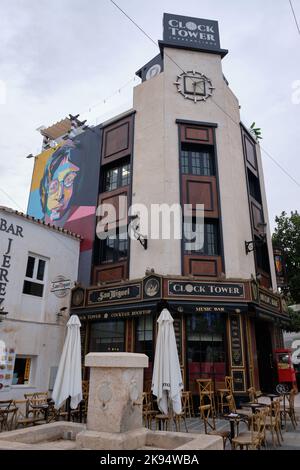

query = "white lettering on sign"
[
  {"left": 0, "top": 237, "right": 13, "bottom": 311},
  {"left": 291, "top": 340, "right": 300, "bottom": 365}
]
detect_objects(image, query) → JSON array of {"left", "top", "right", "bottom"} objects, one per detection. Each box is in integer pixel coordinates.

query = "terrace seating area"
[{"left": 1, "top": 378, "right": 299, "bottom": 450}]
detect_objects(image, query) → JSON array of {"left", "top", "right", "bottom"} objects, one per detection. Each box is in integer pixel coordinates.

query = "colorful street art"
[{"left": 27, "top": 128, "right": 101, "bottom": 284}]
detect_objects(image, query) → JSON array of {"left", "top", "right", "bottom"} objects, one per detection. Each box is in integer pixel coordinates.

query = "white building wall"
[
  {"left": 0, "top": 208, "right": 80, "bottom": 399},
  {"left": 131, "top": 47, "right": 259, "bottom": 280}
]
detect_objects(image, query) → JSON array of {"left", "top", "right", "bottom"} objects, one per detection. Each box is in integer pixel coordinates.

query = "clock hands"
[{"left": 174, "top": 71, "right": 214, "bottom": 103}]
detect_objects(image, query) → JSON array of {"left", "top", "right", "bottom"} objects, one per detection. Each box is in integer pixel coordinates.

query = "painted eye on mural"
[
  {"left": 49, "top": 180, "right": 59, "bottom": 194},
  {"left": 63, "top": 172, "right": 77, "bottom": 188}
]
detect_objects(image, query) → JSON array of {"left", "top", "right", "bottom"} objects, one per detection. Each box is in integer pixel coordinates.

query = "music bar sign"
[
  {"left": 163, "top": 13, "right": 221, "bottom": 51},
  {"left": 168, "top": 281, "right": 245, "bottom": 299}
]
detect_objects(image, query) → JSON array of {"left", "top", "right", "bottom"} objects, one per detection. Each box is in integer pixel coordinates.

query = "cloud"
[{"left": 0, "top": 0, "right": 299, "bottom": 229}]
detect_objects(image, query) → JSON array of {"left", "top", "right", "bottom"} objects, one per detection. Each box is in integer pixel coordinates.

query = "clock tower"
[{"left": 69, "top": 13, "right": 287, "bottom": 398}]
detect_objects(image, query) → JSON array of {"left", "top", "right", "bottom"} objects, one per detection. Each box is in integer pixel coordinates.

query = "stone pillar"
[{"left": 85, "top": 352, "right": 148, "bottom": 433}]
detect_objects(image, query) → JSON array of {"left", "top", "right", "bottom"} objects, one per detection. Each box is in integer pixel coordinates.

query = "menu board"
[
  {"left": 0, "top": 347, "right": 16, "bottom": 392},
  {"left": 230, "top": 315, "right": 243, "bottom": 367},
  {"left": 173, "top": 318, "right": 182, "bottom": 365},
  {"left": 232, "top": 370, "right": 245, "bottom": 392}
]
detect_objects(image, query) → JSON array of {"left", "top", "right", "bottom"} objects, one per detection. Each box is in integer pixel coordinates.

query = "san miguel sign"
[
  {"left": 88, "top": 283, "right": 141, "bottom": 306},
  {"left": 163, "top": 13, "right": 221, "bottom": 51}
]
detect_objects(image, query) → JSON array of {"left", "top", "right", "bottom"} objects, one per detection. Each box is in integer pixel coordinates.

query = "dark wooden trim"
[
  {"left": 180, "top": 125, "right": 214, "bottom": 145},
  {"left": 240, "top": 124, "right": 272, "bottom": 288},
  {"left": 101, "top": 114, "right": 134, "bottom": 165},
  {"left": 158, "top": 40, "right": 228, "bottom": 58},
  {"left": 176, "top": 119, "right": 218, "bottom": 128},
  {"left": 183, "top": 255, "right": 222, "bottom": 278},
  {"left": 127, "top": 112, "right": 135, "bottom": 279},
  {"left": 93, "top": 262, "right": 128, "bottom": 284},
  {"left": 178, "top": 123, "right": 185, "bottom": 276},
  {"left": 181, "top": 176, "right": 219, "bottom": 218},
  {"left": 213, "top": 127, "right": 226, "bottom": 275}
]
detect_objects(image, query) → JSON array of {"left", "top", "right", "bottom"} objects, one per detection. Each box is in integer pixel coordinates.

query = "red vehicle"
[{"left": 274, "top": 348, "right": 297, "bottom": 394}]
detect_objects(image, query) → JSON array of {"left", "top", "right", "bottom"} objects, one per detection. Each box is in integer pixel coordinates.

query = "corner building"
[{"left": 59, "top": 15, "right": 288, "bottom": 398}]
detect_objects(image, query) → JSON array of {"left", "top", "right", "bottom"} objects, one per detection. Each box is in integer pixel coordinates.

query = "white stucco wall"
[
  {"left": 0, "top": 208, "right": 80, "bottom": 399},
  {"left": 131, "top": 47, "right": 259, "bottom": 280}
]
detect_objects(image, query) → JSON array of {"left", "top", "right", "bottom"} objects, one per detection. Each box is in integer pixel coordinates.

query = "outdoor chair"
[
  {"left": 0, "top": 400, "right": 18, "bottom": 432},
  {"left": 181, "top": 391, "right": 194, "bottom": 418},
  {"left": 217, "top": 376, "right": 233, "bottom": 415},
  {"left": 247, "top": 387, "right": 262, "bottom": 403},
  {"left": 231, "top": 408, "right": 268, "bottom": 450},
  {"left": 24, "top": 392, "right": 51, "bottom": 423},
  {"left": 280, "top": 389, "right": 298, "bottom": 430},
  {"left": 199, "top": 404, "right": 231, "bottom": 450},
  {"left": 155, "top": 413, "right": 171, "bottom": 431},
  {"left": 265, "top": 399, "right": 283, "bottom": 447},
  {"left": 196, "top": 379, "right": 217, "bottom": 417},
  {"left": 142, "top": 392, "right": 157, "bottom": 429},
  {"left": 225, "top": 394, "right": 251, "bottom": 429},
  {"left": 173, "top": 392, "right": 189, "bottom": 432}
]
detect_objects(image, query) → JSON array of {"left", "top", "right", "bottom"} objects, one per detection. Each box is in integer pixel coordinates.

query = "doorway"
[{"left": 255, "top": 320, "right": 275, "bottom": 392}]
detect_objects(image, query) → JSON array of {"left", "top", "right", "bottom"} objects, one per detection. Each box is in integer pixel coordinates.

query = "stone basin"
[{"left": 0, "top": 422, "right": 222, "bottom": 450}]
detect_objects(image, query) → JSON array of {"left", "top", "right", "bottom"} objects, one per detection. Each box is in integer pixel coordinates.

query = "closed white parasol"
[
  {"left": 52, "top": 314, "right": 82, "bottom": 410},
  {"left": 151, "top": 308, "right": 183, "bottom": 415}
]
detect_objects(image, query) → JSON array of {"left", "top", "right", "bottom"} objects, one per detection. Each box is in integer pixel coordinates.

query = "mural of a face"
[
  {"left": 40, "top": 143, "right": 80, "bottom": 222},
  {"left": 46, "top": 158, "right": 79, "bottom": 221}
]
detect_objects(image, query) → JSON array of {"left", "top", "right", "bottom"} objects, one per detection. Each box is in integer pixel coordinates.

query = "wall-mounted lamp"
[
  {"left": 0, "top": 309, "right": 8, "bottom": 322},
  {"left": 56, "top": 307, "right": 67, "bottom": 320},
  {"left": 129, "top": 215, "right": 148, "bottom": 250},
  {"left": 245, "top": 223, "right": 267, "bottom": 255}
]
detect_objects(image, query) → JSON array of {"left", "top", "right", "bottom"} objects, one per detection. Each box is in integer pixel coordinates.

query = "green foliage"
[
  {"left": 285, "top": 307, "right": 300, "bottom": 333},
  {"left": 272, "top": 211, "right": 300, "bottom": 307},
  {"left": 250, "top": 122, "right": 263, "bottom": 140}
]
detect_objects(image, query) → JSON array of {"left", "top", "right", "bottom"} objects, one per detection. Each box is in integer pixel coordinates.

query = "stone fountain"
[{"left": 0, "top": 353, "right": 222, "bottom": 450}]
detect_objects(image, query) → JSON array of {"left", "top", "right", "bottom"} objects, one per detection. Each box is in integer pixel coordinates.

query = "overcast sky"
[{"left": 0, "top": 0, "right": 299, "bottom": 231}]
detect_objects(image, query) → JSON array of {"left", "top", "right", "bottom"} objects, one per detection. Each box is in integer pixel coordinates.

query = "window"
[
  {"left": 181, "top": 144, "right": 215, "bottom": 176},
  {"left": 89, "top": 320, "right": 125, "bottom": 352},
  {"left": 187, "top": 313, "right": 226, "bottom": 393},
  {"left": 103, "top": 162, "right": 131, "bottom": 192},
  {"left": 99, "top": 228, "right": 128, "bottom": 264},
  {"left": 23, "top": 254, "right": 47, "bottom": 297},
  {"left": 12, "top": 357, "right": 32, "bottom": 385},
  {"left": 247, "top": 169, "right": 262, "bottom": 203},
  {"left": 184, "top": 220, "right": 219, "bottom": 255},
  {"left": 135, "top": 316, "right": 153, "bottom": 361},
  {"left": 255, "top": 237, "right": 270, "bottom": 274}
]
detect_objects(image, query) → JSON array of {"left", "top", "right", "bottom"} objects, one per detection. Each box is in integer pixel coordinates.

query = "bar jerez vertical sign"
[{"left": 163, "top": 13, "right": 221, "bottom": 51}]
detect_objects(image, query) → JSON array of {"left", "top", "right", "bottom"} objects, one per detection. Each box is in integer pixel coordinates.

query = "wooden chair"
[
  {"left": 0, "top": 401, "right": 18, "bottom": 431},
  {"left": 155, "top": 413, "right": 171, "bottom": 431},
  {"left": 280, "top": 389, "right": 298, "bottom": 430},
  {"left": 181, "top": 391, "right": 194, "bottom": 418},
  {"left": 217, "top": 376, "right": 233, "bottom": 415},
  {"left": 173, "top": 392, "right": 189, "bottom": 432},
  {"left": 225, "top": 394, "right": 252, "bottom": 429},
  {"left": 231, "top": 408, "right": 268, "bottom": 450},
  {"left": 199, "top": 404, "right": 231, "bottom": 450},
  {"left": 247, "top": 387, "right": 262, "bottom": 403},
  {"left": 24, "top": 392, "right": 48, "bottom": 421},
  {"left": 196, "top": 379, "right": 217, "bottom": 417},
  {"left": 72, "top": 380, "right": 89, "bottom": 422},
  {"left": 142, "top": 392, "right": 157, "bottom": 429},
  {"left": 265, "top": 399, "right": 283, "bottom": 447}
]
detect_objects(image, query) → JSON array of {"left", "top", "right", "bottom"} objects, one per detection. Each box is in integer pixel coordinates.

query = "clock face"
[{"left": 174, "top": 70, "right": 215, "bottom": 103}]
